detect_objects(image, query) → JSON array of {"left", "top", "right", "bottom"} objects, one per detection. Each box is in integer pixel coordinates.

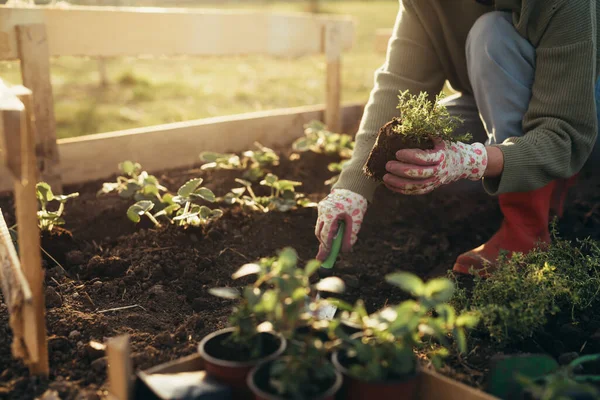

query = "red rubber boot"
[
  {"left": 453, "top": 181, "right": 556, "bottom": 277},
  {"left": 550, "top": 174, "right": 579, "bottom": 218}
]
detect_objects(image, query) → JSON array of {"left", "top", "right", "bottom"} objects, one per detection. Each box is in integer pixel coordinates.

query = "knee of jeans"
[{"left": 466, "top": 11, "right": 515, "bottom": 72}]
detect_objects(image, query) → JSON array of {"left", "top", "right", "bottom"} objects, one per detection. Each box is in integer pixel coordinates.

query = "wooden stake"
[
  {"left": 16, "top": 23, "right": 63, "bottom": 193},
  {"left": 11, "top": 85, "right": 49, "bottom": 376},
  {"left": 324, "top": 23, "right": 342, "bottom": 133},
  {"left": 106, "top": 335, "right": 133, "bottom": 400}
]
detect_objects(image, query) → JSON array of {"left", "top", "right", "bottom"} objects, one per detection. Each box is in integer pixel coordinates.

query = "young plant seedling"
[
  {"left": 364, "top": 90, "right": 473, "bottom": 181},
  {"left": 324, "top": 159, "right": 351, "bottom": 186},
  {"left": 293, "top": 120, "right": 354, "bottom": 158},
  {"left": 331, "top": 272, "right": 479, "bottom": 382},
  {"left": 127, "top": 178, "right": 222, "bottom": 228},
  {"left": 211, "top": 247, "right": 346, "bottom": 399},
  {"left": 35, "top": 182, "right": 79, "bottom": 232},
  {"left": 200, "top": 142, "right": 279, "bottom": 181},
  {"left": 98, "top": 161, "right": 168, "bottom": 204},
  {"left": 222, "top": 174, "right": 316, "bottom": 213},
  {"left": 516, "top": 354, "right": 600, "bottom": 399}
]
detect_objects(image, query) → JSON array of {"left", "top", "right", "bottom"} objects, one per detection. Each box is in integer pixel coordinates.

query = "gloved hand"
[
  {"left": 383, "top": 139, "right": 487, "bottom": 195},
  {"left": 315, "top": 189, "right": 368, "bottom": 260}
]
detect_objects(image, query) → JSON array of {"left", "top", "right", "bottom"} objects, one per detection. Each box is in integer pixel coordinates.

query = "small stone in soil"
[
  {"left": 69, "top": 330, "right": 82, "bottom": 340},
  {"left": 45, "top": 287, "right": 63, "bottom": 308},
  {"left": 48, "top": 336, "right": 71, "bottom": 352},
  {"left": 72, "top": 292, "right": 80, "bottom": 299},
  {"left": 155, "top": 332, "right": 174, "bottom": 346},
  {"left": 93, "top": 281, "right": 103, "bottom": 288},
  {"left": 84, "top": 341, "right": 106, "bottom": 360},
  {"left": 66, "top": 250, "right": 86, "bottom": 266},
  {"left": 91, "top": 357, "right": 107, "bottom": 372}
]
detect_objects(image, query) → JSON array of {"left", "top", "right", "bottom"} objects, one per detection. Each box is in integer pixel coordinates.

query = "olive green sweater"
[{"left": 334, "top": 0, "right": 599, "bottom": 202}]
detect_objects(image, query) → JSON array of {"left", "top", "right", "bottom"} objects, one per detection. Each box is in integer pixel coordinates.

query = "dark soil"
[
  {"left": 201, "top": 331, "right": 282, "bottom": 363},
  {"left": 363, "top": 119, "right": 434, "bottom": 181},
  {"left": 0, "top": 139, "right": 599, "bottom": 399}
]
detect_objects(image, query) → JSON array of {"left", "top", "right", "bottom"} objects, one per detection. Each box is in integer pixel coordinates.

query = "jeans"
[{"left": 439, "top": 11, "right": 600, "bottom": 175}]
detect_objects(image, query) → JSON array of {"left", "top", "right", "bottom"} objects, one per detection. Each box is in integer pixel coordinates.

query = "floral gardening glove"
[
  {"left": 315, "top": 189, "right": 368, "bottom": 260},
  {"left": 383, "top": 139, "right": 487, "bottom": 195}
]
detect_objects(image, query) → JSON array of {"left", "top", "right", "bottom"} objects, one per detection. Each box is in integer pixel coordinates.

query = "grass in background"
[{"left": 0, "top": 1, "right": 399, "bottom": 139}]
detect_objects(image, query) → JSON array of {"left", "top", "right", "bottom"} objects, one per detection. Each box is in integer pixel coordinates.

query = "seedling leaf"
[
  {"left": 315, "top": 277, "right": 345, "bottom": 293},
  {"left": 209, "top": 287, "right": 240, "bottom": 299},
  {"left": 385, "top": 272, "right": 425, "bottom": 296},
  {"left": 178, "top": 178, "right": 204, "bottom": 198},
  {"left": 127, "top": 200, "right": 154, "bottom": 223},
  {"left": 232, "top": 263, "right": 261, "bottom": 279}
]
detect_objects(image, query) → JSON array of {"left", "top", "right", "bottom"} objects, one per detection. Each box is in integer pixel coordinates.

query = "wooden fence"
[{"left": 0, "top": 5, "right": 355, "bottom": 192}]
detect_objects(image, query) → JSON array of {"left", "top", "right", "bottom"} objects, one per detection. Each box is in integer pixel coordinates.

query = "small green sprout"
[
  {"left": 98, "top": 160, "right": 168, "bottom": 204},
  {"left": 332, "top": 272, "right": 479, "bottom": 381},
  {"left": 36, "top": 182, "right": 79, "bottom": 232},
  {"left": 127, "top": 178, "right": 223, "bottom": 228},
  {"left": 292, "top": 120, "right": 354, "bottom": 158},
  {"left": 210, "top": 248, "right": 345, "bottom": 398},
  {"left": 222, "top": 174, "right": 316, "bottom": 213},
  {"left": 200, "top": 142, "right": 279, "bottom": 181}
]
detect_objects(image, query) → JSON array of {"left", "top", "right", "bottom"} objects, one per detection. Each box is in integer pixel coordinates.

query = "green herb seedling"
[
  {"left": 99, "top": 160, "right": 168, "bottom": 204},
  {"left": 35, "top": 182, "right": 79, "bottom": 232}
]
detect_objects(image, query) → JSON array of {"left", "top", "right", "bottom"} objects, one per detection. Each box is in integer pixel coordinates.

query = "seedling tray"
[{"left": 131, "top": 353, "right": 499, "bottom": 400}]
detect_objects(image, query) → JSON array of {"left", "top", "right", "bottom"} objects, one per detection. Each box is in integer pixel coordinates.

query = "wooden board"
[
  {"left": 0, "top": 102, "right": 364, "bottom": 193},
  {"left": 0, "top": 6, "right": 354, "bottom": 60},
  {"left": 324, "top": 24, "right": 342, "bottom": 134},
  {"left": 16, "top": 23, "right": 62, "bottom": 192},
  {"left": 106, "top": 335, "right": 133, "bottom": 400},
  {"left": 141, "top": 353, "right": 500, "bottom": 400}
]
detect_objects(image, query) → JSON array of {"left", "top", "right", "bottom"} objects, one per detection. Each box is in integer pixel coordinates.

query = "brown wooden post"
[
  {"left": 324, "top": 23, "right": 342, "bottom": 133},
  {"left": 16, "top": 23, "right": 63, "bottom": 193},
  {"left": 106, "top": 335, "right": 133, "bottom": 400},
  {"left": 11, "top": 85, "right": 49, "bottom": 376}
]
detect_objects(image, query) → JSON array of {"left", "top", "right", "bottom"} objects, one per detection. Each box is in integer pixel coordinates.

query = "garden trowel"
[{"left": 311, "top": 222, "right": 345, "bottom": 320}]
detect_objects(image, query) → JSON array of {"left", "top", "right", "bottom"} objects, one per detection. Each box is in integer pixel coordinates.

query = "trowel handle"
[{"left": 321, "top": 221, "right": 344, "bottom": 270}]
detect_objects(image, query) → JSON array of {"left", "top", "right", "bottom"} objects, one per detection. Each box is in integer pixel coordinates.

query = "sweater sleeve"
[
  {"left": 332, "top": 0, "right": 446, "bottom": 202},
  {"left": 483, "top": 0, "right": 598, "bottom": 195}
]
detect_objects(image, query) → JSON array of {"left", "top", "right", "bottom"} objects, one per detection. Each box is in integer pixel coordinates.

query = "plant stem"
[{"left": 145, "top": 212, "right": 161, "bottom": 227}]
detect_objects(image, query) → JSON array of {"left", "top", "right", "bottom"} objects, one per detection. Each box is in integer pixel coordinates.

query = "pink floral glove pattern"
[
  {"left": 315, "top": 189, "right": 368, "bottom": 260},
  {"left": 383, "top": 139, "right": 487, "bottom": 195}
]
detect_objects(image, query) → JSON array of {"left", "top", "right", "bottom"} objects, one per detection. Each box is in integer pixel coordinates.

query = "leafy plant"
[
  {"left": 127, "top": 178, "right": 222, "bottom": 228},
  {"left": 200, "top": 142, "right": 279, "bottom": 181},
  {"left": 222, "top": 174, "right": 316, "bottom": 213},
  {"left": 332, "top": 272, "right": 479, "bottom": 382},
  {"left": 518, "top": 354, "right": 600, "bottom": 400},
  {"left": 210, "top": 247, "right": 346, "bottom": 398},
  {"left": 451, "top": 228, "right": 600, "bottom": 344},
  {"left": 292, "top": 120, "right": 354, "bottom": 158},
  {"left": 392, "top": 90, "right": 472, "bottom": 145},
  {"left": 35, "top": 182, "right": 79, "bottom": 232},
  {"left": 98, "top": 161, "right": 168, "bottom": 204}
]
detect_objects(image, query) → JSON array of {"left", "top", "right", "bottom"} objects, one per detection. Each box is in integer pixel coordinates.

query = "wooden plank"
[
  {"left": 0, "top": 102, "right": 364, "bottom": 192},
  {"left": 0, "top": 209, "right": 37, "bottom": 364},
  {"left": 106, "top": 335, "right": 133, "bottom": 400},
  {"left": 0, "top": 78, "right": 25, "bottom": 180},
  {"left": 324, "top": 23, "right": 342, "bottom": 133},
  {"left": 16, "top": 23, "right": 62, "bottom": 193},
  {"left": 420, "top": 368, "right": 499, "bottom": 400},
  {"left": 0, "top": 6, "right": 354, "bottom": 60},
  {"left": 10, "top": 87, "right": 49, "bottom": 376}
]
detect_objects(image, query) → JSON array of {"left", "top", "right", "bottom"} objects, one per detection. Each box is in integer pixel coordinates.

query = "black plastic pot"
[
  {"left": 247, "top": 359, "right": 343, "bottom": 400},
  {"left": 332, "top": 347, "right": 419, "bottom": 400},
  {"left": 198, "top": 327, "right": 286, "bottom": 400}
]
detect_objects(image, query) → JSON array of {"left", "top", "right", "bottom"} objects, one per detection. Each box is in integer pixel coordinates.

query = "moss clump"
[{"left": 451, "top": 227, "right": 600, "bottom": 344}]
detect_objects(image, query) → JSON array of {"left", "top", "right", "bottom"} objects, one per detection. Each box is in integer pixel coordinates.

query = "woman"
[{"left": 314, "top": 0, "right": 599, "bottom": 276}]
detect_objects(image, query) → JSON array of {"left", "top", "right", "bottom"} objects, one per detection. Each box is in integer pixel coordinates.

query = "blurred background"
[{"left": 0, "top": 0, "right": 398, "bottom": 139}]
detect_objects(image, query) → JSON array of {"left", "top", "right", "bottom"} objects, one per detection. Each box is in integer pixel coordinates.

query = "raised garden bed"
[{"left": 1, "top": 132, "right": 600, "bottom": 399}]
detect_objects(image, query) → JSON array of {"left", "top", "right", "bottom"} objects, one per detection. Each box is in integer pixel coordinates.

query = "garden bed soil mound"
[
  {"left": 0, "top": 142, "right": 599, "bottom": 399},
  {"left": 364, "top": 119, "right": 434, "bottom": 181}
]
